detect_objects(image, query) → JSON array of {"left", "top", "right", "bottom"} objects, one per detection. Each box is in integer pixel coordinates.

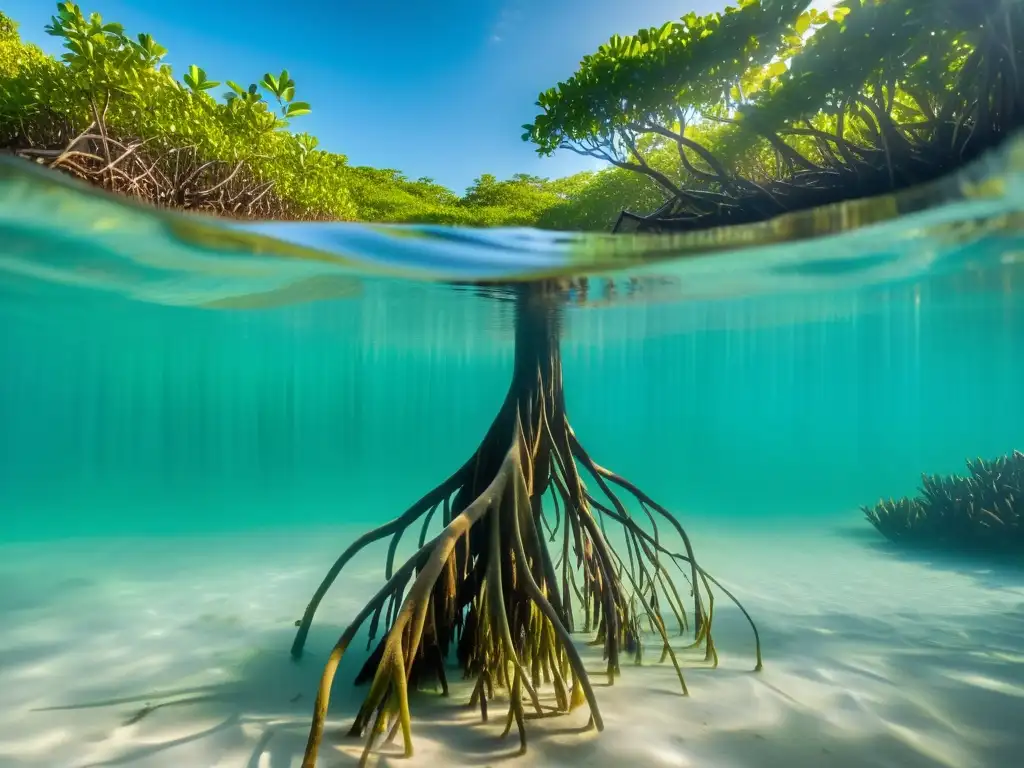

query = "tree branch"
[
  {"left": 628, "top": 121, "right": 741, "bottom": 194},
  {"left": 701, "top": 112, "right": 822, "bottom": 173}
]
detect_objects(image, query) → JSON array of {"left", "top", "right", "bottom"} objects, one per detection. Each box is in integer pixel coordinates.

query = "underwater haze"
[{"left": 1, "top": 144, "right": 1024, "bottom": 768}]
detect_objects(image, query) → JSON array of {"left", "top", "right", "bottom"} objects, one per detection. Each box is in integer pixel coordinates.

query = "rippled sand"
[{"left": 2, "top": 519, "right": 1023, "bottom": 768}]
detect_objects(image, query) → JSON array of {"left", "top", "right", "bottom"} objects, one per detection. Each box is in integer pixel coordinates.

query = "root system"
[{"left": 292, "top": 282, "right": 762, "bottom": 767}]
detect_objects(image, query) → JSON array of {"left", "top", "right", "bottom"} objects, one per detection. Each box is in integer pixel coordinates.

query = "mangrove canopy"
[{"left": 524, "top": 0, "right": 1024, "bottom": 231}]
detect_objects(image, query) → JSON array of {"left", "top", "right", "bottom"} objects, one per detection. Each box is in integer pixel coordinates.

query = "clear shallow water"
[
  {"left": 2, "top": 137, "right": 1024, "bottom": 541},
  {"left": 1, "top": 141, "right": 1024, "bottom": 767}
]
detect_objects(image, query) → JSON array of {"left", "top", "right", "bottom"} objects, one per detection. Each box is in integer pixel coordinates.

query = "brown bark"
[{"left": 293, "top": 282, "right": 761, "bottom": 766}]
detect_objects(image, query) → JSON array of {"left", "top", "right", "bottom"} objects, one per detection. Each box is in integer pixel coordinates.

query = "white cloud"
[{"left": 488, "top": 2, "right": 521, "bottom": 45}]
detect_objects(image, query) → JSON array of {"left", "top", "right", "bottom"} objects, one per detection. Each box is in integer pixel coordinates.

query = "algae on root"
[{"left": 292, "top": 280, "right": 762, "bottom": 767}]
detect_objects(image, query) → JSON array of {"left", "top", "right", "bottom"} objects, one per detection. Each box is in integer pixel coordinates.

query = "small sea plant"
[{"left": 863, "top": 451, "right": 1024, "bottom": 551}]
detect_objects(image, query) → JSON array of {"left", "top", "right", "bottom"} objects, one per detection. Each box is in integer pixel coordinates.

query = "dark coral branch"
[{"left": 864, "top": 450, "right": 1024, "bottom": 552}]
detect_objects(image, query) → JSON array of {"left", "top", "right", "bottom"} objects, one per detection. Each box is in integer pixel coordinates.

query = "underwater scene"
[{"left": 2, "top": 1, "right": 1024, "bottom": 767}]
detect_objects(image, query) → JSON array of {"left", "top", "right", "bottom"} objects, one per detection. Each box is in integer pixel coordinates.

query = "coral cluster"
[{"left": 863, "top": 451, "right": 1024, "bottom": 551}]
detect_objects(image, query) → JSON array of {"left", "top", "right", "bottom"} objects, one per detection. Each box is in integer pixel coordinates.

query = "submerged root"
[{"left": 293, "top": 286, "right": 761, "bottom": 767}]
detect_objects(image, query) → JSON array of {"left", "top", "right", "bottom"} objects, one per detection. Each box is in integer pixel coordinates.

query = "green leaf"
[{"left": 285, "top": 101, "right": 310, "bottom": 116}]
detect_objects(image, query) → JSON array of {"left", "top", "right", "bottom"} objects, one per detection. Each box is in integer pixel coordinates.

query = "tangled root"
[{"left": 292, "top": 286, "right": 761, "bottom": 766}]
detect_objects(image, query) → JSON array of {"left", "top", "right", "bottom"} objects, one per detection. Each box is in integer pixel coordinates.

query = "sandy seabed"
[{"left": 1, "top": 516, "right": 1023, "bottom": 768}]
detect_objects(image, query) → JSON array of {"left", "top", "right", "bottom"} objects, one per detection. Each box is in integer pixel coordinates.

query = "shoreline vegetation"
[
  {"left": 0, "top": 3, "right": 656, "bottom": 229},
  {"left": 3, "top": 1, "right": 1019, "bottom": 232},
  {"left": 529, "top": 0, "right": 1022, "bottom": 233}
]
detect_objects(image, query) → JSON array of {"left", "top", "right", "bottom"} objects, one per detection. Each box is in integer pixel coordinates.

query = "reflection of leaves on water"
[
  {"left": 165, "top": 216, "right": 361, "bottom": 269},
  {"left": 199, "top": 274, "right": 362, "bottom": 310}
]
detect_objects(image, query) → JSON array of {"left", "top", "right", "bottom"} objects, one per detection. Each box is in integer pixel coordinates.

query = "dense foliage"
[
  {"left": 0, "top": 6, "right": 590, "bottom": 227},
  {"left": 525, "top": 0, "right": 1023, "bottom": 230},
  {"left": 0, "top": 4, "right": 664, "bottom": 229},
  {"left": 0, "top": 4, "right": 359, "bottom": 218},
  {"left": 345, "top": 167, "right": 577, "bottom": 227},
  {"left": 3, "top": 1, "right": 1017, "bottom": 231}
]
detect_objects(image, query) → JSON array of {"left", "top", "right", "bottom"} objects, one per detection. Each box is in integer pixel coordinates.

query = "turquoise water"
[
  {"left": 2, "top": 143, "right": 1023, "bottom": 541},
  {"left": 1, "top": 267, "right": 1022, "bottom": 541},
  {"left": 2, "top": 143, "right": 1024, "bottom": 767}
]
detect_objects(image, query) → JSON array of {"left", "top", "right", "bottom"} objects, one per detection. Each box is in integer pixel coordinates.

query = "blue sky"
[{"left": 3, "top": 0, "right": 731, "bottom": 194}]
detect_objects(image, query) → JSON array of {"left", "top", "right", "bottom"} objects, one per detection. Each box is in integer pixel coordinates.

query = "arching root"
[{"left": 293, "top": 285, "right": 762, "bottom": 767}]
